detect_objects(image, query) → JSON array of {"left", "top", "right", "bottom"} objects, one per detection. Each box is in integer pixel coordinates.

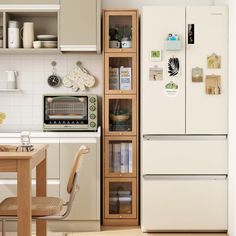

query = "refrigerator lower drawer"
[
  {"left": 141, "top": 176, "right": 227, "bottom": 232},
  {"left": 142, "top": 137, "right": 227, "bottom": 174}
]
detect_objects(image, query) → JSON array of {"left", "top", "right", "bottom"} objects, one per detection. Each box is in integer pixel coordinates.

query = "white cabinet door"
[
  {"left": 59, "top": 138, "right": 100, "bottom": 220},
  {"left": 142, "top": 136, "right": 228, "bottom": 175},
  {"left": 60, "top": 0, "right": 101, "bottom": 52},
  {"left": 141, "top": 7, "right": 186, "bottom": 134},
  {"left": 141, "top": 176, "right": 227, "bottom": 231},
  {"left": 186, "top": 6, "right": 228, "bottom": 134}
]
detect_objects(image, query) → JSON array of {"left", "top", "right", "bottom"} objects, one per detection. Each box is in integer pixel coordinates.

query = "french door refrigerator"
[{"left": 141, "top": 6, "right": 228, "bottom": 232}]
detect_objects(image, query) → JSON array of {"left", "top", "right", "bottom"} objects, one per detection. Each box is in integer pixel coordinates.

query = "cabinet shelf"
[
  {"left": 0, "top": 48, "right": 61, "bottom": 54},
  {"left": 0, "top": 88, "right": 21, "bottom": 92}
]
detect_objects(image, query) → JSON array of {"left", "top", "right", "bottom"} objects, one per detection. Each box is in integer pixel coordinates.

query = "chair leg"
[{"left": 2, "top": 219, "right": 6, "bottom": 236}]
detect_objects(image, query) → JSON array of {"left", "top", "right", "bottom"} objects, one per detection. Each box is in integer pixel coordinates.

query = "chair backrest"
[{"left": 67, "top": 145, "right": 89, "bottom": 194}]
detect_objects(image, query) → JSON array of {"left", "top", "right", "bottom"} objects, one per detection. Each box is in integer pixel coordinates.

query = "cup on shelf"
[
  {"left": 8, "top": 21, "right": 20, "bottom": 49},
  {"left": 33, "top": 41, "right": 41, "bottom": 49},
  {"left": 21, "top": 22, "right": 34, "bottom": 48},
  {"left": 5, "top": 70, "right": 18, "bottom": 89},
  {"left": 109, "top": 40, "right": 120, "bottom": 48},
  {"left": 121, "top": 37, "right": 132, "bottom": 48}
]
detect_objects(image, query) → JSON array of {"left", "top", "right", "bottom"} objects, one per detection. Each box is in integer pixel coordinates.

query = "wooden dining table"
[{"left": 0, "top": 144, "right": 48, "bottom": 236}]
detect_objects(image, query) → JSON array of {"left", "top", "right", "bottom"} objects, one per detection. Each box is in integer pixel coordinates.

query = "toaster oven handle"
[{"left": 49, "top": 96, "right": 81, "bottom": 101}]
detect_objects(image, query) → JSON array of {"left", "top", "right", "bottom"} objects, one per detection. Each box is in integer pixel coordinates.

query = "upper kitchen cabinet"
[
  {"left": 0, "top": 0, "right": 59, "bottom": 3},
  {"left": 104, "top": 10, "right": 138, "bottom": 53},
  {"left": 60, "top": 0, "right": 101, "bottom": 52}
]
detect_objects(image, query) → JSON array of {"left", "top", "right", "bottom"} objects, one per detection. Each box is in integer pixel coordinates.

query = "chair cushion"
[{"left": 0, "top": 197, "right": 64, "bottom": 217}]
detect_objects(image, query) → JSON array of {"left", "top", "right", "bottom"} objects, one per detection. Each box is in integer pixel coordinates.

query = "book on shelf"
[
  {"left": 128, "top": 142, "right": 132, "bottom": 173},
  {"left": 112, "top": 143, "right": 121, "bottom": 173},
  {"left": 120, "top": 142, "right": 129, "bottom": 173},
  {"left": 109, "top": 143, "right": 113, "bottom": 172},
  {"left": 120, "top": 66, "right": 132, "bottom": 90},
  {"left": 109, "top": 67, "right": 120, "bottom": 90}
]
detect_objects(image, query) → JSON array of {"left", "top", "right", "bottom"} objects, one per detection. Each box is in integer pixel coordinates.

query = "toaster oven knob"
[
  {"left": 90, "top": 114, "right": 96, "bottom": 119},
  {"left": 90, "top": 122, "right": 96, "bottom": 128},
  {"left": 89, "top": 105, "right": 96, "bottom": 111},
  {"left": 89, "top": 97, "right": 96, "bottom": 103}
]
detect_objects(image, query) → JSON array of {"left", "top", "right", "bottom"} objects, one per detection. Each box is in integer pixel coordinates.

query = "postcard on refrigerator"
[
  {"left": 167, "top": 57, "right": 180, "bottom": 77},
  {"left": 207, "top": 53, "right": 221, "bottom": 69},
  {"left": 205, "top": 75, "right": 221, "bottom": 95},
  {"left": 164, "top": 81, "right": 179, "bottom": 97},
  {"left": 192, "top": 67, "right": 203, "bottom": 82},
  {"left": 149, "top": 66, "right": 163, "bottom": 81},
  {"left": 150, "top": 49, "right": 162, "bottom": 62}
]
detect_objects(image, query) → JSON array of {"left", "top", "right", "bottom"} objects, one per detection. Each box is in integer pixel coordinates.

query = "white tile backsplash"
[{"left": 0, "top": 53, "right": 103, "bottom": 131}]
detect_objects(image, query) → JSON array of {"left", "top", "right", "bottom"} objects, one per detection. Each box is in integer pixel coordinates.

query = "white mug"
[
  {"left": 121, "top": 40, "right": 132, "bottom": 48},
  {"left": 21, "top": 22, "right": 34, "bottom": 48},
  {"left": 6, "top": 70, "right": 18, "bottom": 89},
  {"left": 109, "top": 40, "right": 120, "bottom": 48}
]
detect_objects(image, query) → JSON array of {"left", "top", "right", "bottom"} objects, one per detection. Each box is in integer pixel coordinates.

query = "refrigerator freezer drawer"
[
  {"left": 141, "top": 176, "right": 227, "bottom": 232},
  {"left": 142, "top": 138, "right": 227, "bottom": 174}
]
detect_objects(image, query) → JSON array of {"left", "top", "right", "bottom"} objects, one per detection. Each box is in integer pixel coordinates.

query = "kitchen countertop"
[{"left": 0, "top": 127, "right": 101, "bottom": 138}]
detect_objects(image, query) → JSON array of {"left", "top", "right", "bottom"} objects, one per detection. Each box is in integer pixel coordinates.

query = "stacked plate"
[{"left": 36, "top": 35, "right": 58, "bottom": 48}]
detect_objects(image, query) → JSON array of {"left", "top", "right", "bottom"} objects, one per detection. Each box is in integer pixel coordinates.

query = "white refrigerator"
[{"left": 141, "top": 6, "right": 228, "bottom": 232}]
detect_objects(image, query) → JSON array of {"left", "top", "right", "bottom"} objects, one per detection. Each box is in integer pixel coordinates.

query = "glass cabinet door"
[
  {"left": 105, "top": 178, "right": 136, "bottom": 219},
  {"left": 105, "top": 137, "right": 137, "bottom": 177},
  {"left": 104, "top": 10, "right": 137, "bottom": 53},
  {"left": 105, "top": 53, "right": 137, "bottom": 94},
  {"left": 105, "top": 95, "right": 136, "bottom": 136}
]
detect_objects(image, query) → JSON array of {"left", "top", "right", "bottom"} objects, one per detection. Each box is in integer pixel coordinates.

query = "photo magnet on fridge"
[
  {"left": 192, "top": 67, "right": 203, "bottom": 82},
  {"left": 164, "top": 81, "right": 179, "bottom": 97},
  {"left": 205, "top": 75, "right": 221, "bottom": 95},
  {"left": 207, "top": 53, "right": 221, "bottom": 69},
  {"left": 150, "top": 50, "right": 162, "bottom": 62},
  {"left": 149, "top": 66, "right": 163, "bottom": 81},
  {"left": 167, "top": 57, "right": 180, "bottom": 77}
]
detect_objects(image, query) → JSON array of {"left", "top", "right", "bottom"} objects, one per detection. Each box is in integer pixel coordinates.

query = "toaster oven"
[{"left": 43, "top": 95, "right": 98, "bottom": 131}]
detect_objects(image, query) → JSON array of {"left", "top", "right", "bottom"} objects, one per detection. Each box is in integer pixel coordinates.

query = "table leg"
[
  {"left": 36, "top": 150, "right": 47, "bottom": 236},
  {"left": 17, "top": 160, "right": 32, "bottom": 236}
]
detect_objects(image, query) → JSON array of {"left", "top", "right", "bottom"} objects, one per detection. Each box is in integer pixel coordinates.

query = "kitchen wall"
[{"left": 0, "top": 53, "right": 102, "bottom": 131}]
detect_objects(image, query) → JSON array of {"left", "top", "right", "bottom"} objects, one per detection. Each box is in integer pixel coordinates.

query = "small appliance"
[{"left": 44, "top": 94, "right": 98, "bottom": 131}]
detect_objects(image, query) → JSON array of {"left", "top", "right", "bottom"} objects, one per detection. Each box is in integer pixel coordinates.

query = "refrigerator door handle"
[
  {"left": 143, "top": 174, "right": 227, "bottom": 180},
  {"left": 142, "top": 135, "right": 227, "bottom": 141}
]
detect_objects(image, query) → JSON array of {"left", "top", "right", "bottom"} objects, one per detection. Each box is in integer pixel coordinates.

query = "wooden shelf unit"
[{"left": 103, "top": 9, "right": 139, "bottom": 226}]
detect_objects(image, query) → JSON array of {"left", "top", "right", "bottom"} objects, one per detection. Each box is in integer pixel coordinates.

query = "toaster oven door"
[{"left": 44, "top": 96, "right": 88, "bottom": 126}]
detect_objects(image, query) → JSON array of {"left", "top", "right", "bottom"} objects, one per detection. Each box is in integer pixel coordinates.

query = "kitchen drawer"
[
  {"left": 142, "top": 136, "right": 228, "bottom": 174},
  {"left": 141, "top": 176, "right": 227, "bottom": 231},
  {"left": 0, "top": 138, "right": 60, "bottom": 179},
  {"left": 0, "top": 180, "right": 59, "bottom": 202}
]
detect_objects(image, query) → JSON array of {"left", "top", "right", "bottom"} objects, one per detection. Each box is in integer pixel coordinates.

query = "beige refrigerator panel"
[
  {"left": 142, "top": 176, "right": 228, "bottom": 232},
  {"left": 141, "top": 6, "right": 186, "bottom": 134},
  {"left": 142, "top": 136, "right": 228, "bottom": 175},
  {"left": 186, "top": 6, "right": 228, "bottom": 134}
]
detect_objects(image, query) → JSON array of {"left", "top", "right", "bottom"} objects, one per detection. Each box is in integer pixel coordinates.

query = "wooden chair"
[{"left": 0, "top": 145, "right": 90, "bottom": 236}]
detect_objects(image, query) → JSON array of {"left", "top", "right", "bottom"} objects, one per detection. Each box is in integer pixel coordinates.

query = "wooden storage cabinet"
[
  {"left": 104, "top": 136, "right": 137, "bottom": 178},
  {"left": 60, "top": 0, "right": 101, "bottom": 52},
  {"left": 105, "top": 53, "right": 137, "bottom": 94},
  {"left": 103, "top": 9, "right": 139, "bottom": 226},
  {"left": 104, "top": 10, "right": 137, "bottom": 53},
  {"left": 104, "top": 178, "right": 137, "bottom": 219},
  {"left": 105, "top": 95, "right": 137, "bottom": 136}
]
